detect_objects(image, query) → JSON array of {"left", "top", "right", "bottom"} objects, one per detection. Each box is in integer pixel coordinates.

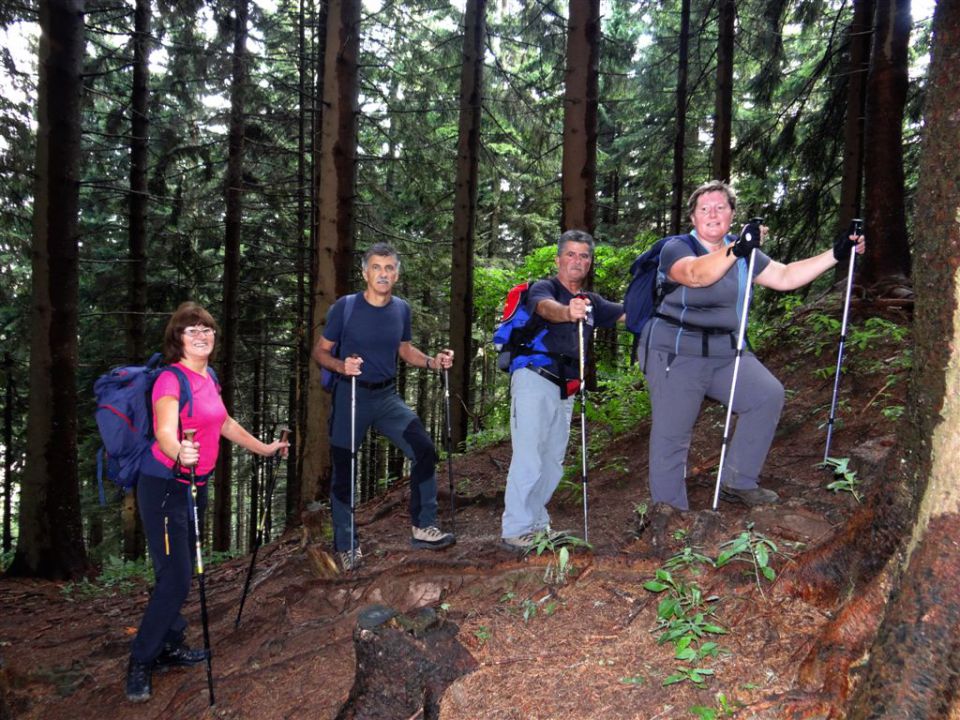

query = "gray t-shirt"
[{"left": 643, "top": 234, "right": 770, "bottom": 358}]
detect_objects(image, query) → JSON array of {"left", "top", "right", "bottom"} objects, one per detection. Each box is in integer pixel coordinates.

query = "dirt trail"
[{"left": 0, "top": 302, "right": 909, "bottom": 719}]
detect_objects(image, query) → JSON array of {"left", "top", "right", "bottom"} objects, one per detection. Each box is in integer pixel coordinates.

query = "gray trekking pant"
[
  {"left": 501, "top": 368, "right": 574, "bottom": 538},
  {"left": 644, "top": 349, "right": 784, "bottom": 510}
]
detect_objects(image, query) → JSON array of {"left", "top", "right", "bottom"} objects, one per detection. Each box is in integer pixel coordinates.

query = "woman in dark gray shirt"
[{"left": 639, "top": 180, "right": 864, "bottom": 511}]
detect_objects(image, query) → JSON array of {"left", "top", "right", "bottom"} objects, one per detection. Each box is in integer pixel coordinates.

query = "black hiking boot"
[
  {"left": 719, "top": 485, "right": 779, "bottom": 506},
  {"left": 125, "top": 656, "right": 152, "bottom": 703},
  {"left": 153, "top": 640, "right": 208, "bottom": 672}
]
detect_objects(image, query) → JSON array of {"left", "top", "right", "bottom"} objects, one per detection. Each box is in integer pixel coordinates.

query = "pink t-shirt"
[{"left": 150, "top": 363, "right": 227, "bottom": 477}]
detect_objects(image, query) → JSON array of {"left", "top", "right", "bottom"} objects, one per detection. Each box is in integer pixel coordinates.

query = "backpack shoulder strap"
[{"left": 159, "top": 365, "right": 194, "bottom": 417}]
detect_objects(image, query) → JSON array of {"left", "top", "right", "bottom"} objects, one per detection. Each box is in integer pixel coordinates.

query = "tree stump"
[{"left": 335, "top": 605, "right": 478, "bottom": 720}]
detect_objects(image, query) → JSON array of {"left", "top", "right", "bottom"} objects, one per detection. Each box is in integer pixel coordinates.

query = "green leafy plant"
[
  {"left": 822, "top": 456, "right": 862, "bottom": 503},
  {"left": 473, "top": 625, "right": 491, "bottom": 647},
  {"left": 663, "top": 546, "right": 715, "bottom": 572},
  {"left": 882, "top": 405, "right": 904, "bottom": 420},
  {"left": 715, "top": 523, "right": 779, "bottom": 591},
  {"left": 690, "top": 691, "right": 740, "bottom": 718},
  {"left": 643, "top": 567, "right": 727, "bottom": 687},
  {"left": 527, "top": 530, "right": 590, "bottom": 585}
]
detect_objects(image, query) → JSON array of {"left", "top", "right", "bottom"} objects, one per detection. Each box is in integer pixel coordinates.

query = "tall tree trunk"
[
  {"left": 8, "top": 0, "right": 89, "bottom": 580},
  {"left": 860, "top": 0, "right": 912, "bottom": 291},
  {"left": 287, "top": 0, "right": 310, "bottom": 528},
  {"left": 561, "top": 0, "right": 600, "bottom": 234},
  {"left": 670, "top": 0, "right": 691, "bottom": 235},
  {"left": 712, "top": 0, "right": 734, "bottom": 183},
  {"left": 846, "top": 3, "right": 960, "bottom": 714},
  {"left": 838, "top": 0, "right": 873, "bottom": 226},
  {"left": 449, "top": 0, "right": 485, "bottom": 450},
  {"left": 303, "top": 0, "right": 360, "bottom": 507},
  {"left": 122, "top": 0, "right": 151, "bottom": 562},
  {"left": 215, "top": 0, "right": 249, "bottom": 552},
  {"left": 835, "top": 0, "right": 873, "bottom": 281},
  {"left": 3, "top": 353, "right": 13, "bottom": 553}
]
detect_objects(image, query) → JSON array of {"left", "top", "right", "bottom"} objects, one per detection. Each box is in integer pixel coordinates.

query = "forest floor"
[{"left": 0, "top": 294, "right": 912, "bottom": 720}]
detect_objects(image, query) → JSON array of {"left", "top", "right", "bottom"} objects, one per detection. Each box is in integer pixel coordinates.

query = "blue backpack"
[
  {"left": 492, "top": 279, "right": 564, "bottom": 373},
  {"left": 623, "top": 234, "right": 701, "bottom": 357},
  {"left": 321, "top": 293, "right": 358, "bottom": 392},
  {"left": 93, "top": 353, "right": 216, "bottom": 504}
]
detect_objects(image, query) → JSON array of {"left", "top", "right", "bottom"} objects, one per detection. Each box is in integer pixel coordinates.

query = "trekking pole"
[
  {"left": 824, "top": 219, "right": 863, "bottom": 462},
  {"left": 577, "top": 296, "right": 592, "bottom": 542},
  {"left": 712, "top": 220, "right": 762, "bottom": 511},
  {"left": 235, "top": 427, "right": 290, "bottom": 628},
  {"left": 183, "top": 429, "right": 215, "bottom": 706},
  {"left": 349, "top": 357, "right": 358, "bottom": 567},
  {"left": 442, "top": 361, "right": 456, "bottom": 532}
]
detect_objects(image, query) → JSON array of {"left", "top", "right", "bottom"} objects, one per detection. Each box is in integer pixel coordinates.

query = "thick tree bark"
[
  {"left": 846, "top": 2, "right": 960, "bottom": 714},
  {"left": 670, "top": 0, "right": 691, "bottom": 235},
  {"left": 122, "top": 0, "right": 151, "bottom": 562},
  {"left": 561, "top": 0, "right": 599, "bottom": 235},
  {"left": 449, "top": 0, "right": 485, "bottom": 450},
  {"left": 303, "top": 0, "right": 359, "bottom": 507},
  {"left": 860, "top": 0, "right": 912, "bottom": 291},
  {"left": 215, "top": 0, "right": 249, "bottom": 552},
  {"left": 7, "top": 0, "right": 89, "bottom": 580},
  {"left": 711, "top": 0, "right": 734, "bottom": 183}
]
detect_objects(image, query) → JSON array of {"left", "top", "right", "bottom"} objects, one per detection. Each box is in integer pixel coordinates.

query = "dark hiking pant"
[
  {"left": 329, "top": 381, "right": 438, "bottom": 552},
  {"left": 130, "top": 454, "right": 207, "bottom": 663}
]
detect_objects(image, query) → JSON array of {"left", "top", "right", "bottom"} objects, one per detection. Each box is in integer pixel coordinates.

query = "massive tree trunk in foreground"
[
  {"left": 773, "top": 3, "right": 960, "bottom": 715},
  {"left": 7, "top": 0, "right": 89, "bottom": 580},
  {"left": 845, "top": 1, "right": 960, "bottom": 715},
  {"left": 303, "top": 0, "right": 360, "bottom": 508}
]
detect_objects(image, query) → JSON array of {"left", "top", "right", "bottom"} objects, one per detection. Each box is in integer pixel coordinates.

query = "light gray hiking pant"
[
  {"left": 644, "top": 349, "right": 784, "bottom": 510},
  {"left": 501, "top": 368, "right": 575, "bottom": 538}
]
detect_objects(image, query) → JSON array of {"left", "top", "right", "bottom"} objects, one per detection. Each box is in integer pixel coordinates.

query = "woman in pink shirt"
[{"left": 126, "top": 301, "right": 288, "bottom": 703}]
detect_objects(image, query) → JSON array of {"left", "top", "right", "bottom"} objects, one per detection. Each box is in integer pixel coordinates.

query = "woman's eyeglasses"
[{"left": 184, "top": 327, "right": 216, "bottom": 338}]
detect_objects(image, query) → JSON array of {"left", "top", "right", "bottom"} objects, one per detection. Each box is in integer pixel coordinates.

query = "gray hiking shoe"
[
  {"left": 719, "top": 485, "right": 779, "bottom": 506},
  {"left": 411, "top": 525, "right": 456, "bottom": 550},
  {"left": 500, "top": 533, "right": 535, "bottom": 552},
  {"left": 337, "top": 547, "right": 364, "bottom": 571}
]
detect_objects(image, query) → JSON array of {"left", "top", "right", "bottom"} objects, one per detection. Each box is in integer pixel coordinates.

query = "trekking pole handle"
[{"left": 277, "top": 427, "right": 290, "bottom": 453}]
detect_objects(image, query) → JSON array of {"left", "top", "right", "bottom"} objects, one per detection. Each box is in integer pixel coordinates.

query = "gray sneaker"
[
  {"left": 719, "top": 485, "right": 779, "bottom": 506},
  {"left": 411, "top": 525, "right": 456, "bottom": 550},
  {"left": 337, "top": 547, "right": 364, "bottom": 571},
  {"left": 500, "top": 533, "right": 535, "bottom": 552}
]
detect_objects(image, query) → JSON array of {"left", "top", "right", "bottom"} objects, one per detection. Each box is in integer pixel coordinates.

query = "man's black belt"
[{"left": 355, "top": 377, "right": 395, "bottom": 390}]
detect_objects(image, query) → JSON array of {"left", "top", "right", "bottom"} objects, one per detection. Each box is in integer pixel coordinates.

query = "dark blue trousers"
[
  {"left": 130, "top": 455, "right": 207, "bottom": 664},
  {"left": 329, "top": 381, "right": 438, "bottom": 551}
]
